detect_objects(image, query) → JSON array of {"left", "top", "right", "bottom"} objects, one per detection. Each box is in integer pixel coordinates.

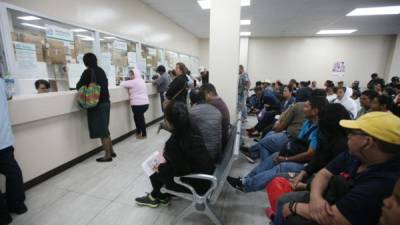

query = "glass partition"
[
  {"left": 141, "top": 44, "right": 162, "bottom": 80},
  {"left": 99, "top": 33, "right": 138, "bottom": 85},
  {"left": 8, "top": 8, "right": 95, "bottom": 94},
  {"left": 165, "top": 50, "right": 179, "bottom": 71}
]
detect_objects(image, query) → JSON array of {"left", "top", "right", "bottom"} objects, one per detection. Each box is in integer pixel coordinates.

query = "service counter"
[{"left": 8, "top": 83, "right": 163, "bottom": 185}]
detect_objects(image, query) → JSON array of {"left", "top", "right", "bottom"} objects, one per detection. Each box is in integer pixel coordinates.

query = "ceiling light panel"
[
  {"left": 316, "top": 29, "right": 357, "bottom": 35},
  {"left": 347, "top": 6, "right": 400, "bottom": 16}
]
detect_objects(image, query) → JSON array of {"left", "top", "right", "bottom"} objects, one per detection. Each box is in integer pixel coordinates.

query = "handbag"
[
  {"left": 77, "top": 69, "right": 101, "bottom": 109},
  {"left": 162, "top": 85, "right": 187, "bottom": 109}
]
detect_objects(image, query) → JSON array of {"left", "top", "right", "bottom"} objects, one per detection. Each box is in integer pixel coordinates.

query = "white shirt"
[{"left": 0, "top": 78, "right": 14, "bottom": 149}]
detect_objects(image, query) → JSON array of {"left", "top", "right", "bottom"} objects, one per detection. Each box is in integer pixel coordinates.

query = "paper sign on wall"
[
  {"left": 332, "top": 61, "right": 345, "bottom": 77},
  {"left": 14, "top": 41, "right": 39, "bottom": 75},
  {"left": 128, "top": 52, "right": 137, "bottom": 67},
  {"left": 148, "top": 47, "right": 157, "bottom": 56},
  {"left": 66, "top": 63, "right": 86, "bottom": 88},
  {"left": 113, "top": 40, "right": 128, "bottom": 51},
  {"left": 45, "top": 24, "right": 74, "bottom": 42}
]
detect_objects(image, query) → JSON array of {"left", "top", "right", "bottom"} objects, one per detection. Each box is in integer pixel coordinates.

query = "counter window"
[
  {"left": 8, "top": 8, "right": 95, "bottom": 95},
  {"left": 99, "top": 33, "right": 138, "bottom": 85}
]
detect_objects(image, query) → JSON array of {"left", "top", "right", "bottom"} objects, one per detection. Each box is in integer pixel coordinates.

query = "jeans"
[
  {"left": 131, "top": 104, "right": 149, "bottom": 136},
  {"left": 274, "top": 191, "right": 310, "bottom": 225},
  {"left": 238, "top": 92, "right": 248, "bottom": 119},
  {"left": 249, "top": 131, "right": 290, "bottom": 162},
  {"left": 243, "top": 152, "right": 304, "bottom": 192},
  {"left": 0, "top": 146, "right": 25, "bottom": 211}
]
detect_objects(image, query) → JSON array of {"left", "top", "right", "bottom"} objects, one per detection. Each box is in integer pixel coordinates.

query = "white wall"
[
  {"left": 387, "top": 35, "right": 400, "bottom": 79},
  {"left": 198, "top": 38, "right": 209, "bottom": 69},
  {"left": 2, "top": 0, "right": 200, "bottom": 56},
  {"left": 198, "top": 35, "right": 396, "bottom": 88},
  {"left": 247, "top": 36, "right": 395, "bottom": 88}
]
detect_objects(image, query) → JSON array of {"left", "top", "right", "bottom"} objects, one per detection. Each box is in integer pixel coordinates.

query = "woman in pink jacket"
[{"left": 121, "top": 69, "right": 150, "bottom": 139}]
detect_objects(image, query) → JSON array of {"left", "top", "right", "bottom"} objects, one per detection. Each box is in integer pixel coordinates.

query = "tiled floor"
[{"left": 11, "top": 117, "right": 270, "bottom": 225}]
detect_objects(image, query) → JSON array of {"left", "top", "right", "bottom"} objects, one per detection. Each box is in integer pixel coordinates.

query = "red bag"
[{"left": 265, "top": 177, "right": 293, "bottom": 219}]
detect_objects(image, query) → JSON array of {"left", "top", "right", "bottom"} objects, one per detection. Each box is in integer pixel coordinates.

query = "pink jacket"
[{"left": 120, "top": 69, "right": 149, "bottom": 106}]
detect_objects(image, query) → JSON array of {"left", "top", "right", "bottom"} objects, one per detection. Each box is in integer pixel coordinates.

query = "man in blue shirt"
[
  {"left": 282, "top": 112, "right": 400, "bottom": 225},
  {"left": 0, "top": 77, "right": 27, "bottom": 224},
  {"left": 227, "top": 96, "right": 328, "bottom": 192}
]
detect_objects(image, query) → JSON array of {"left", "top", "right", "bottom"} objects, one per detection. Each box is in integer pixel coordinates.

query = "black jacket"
[
  {"left": 303, "top": 134, "right": 347, "bottom": 175},
  {"left": 166, "top": 75, "right": 188, "bottom": 102},
  {"left": 158, "top": 125, "right": 215, "bottom": 180},
  {"left": 76, "top": 66, "right": 110, "bottom": 104}
]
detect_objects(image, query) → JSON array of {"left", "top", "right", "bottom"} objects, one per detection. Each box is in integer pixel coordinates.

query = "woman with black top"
[
  {"left": 76, "top": 53, "right": 116, "bottom": 162},
  {"left": 135, "top": 101, "right": 215, "bottom": 208},
  {"left": 165, "top": 62, "right": 188, "bottom": 103}
]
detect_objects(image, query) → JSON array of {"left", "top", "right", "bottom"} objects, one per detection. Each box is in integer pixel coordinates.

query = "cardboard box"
[
  {"left": 12, "top": 32, "right": 46, "bottom": 62},
  {"left": 45, "top": 39, "right": 67, "bottom": 64}
]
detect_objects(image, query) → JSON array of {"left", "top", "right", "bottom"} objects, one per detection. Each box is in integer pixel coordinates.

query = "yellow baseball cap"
[{"left": 340, "top": 112, "right": 400, "bottom": 145}]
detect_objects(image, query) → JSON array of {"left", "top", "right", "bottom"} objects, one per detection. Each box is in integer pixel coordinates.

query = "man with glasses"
[{"left": 281, "top": 112, "right": 400, "bottom": 225}]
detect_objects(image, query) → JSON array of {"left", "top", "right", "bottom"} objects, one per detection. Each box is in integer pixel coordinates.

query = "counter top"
[{"left": 9, "top": 83, "right": 159, "bottom": 126}]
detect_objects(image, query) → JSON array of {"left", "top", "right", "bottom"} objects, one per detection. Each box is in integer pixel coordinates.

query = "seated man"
[
  {"left": 380, "top": 179, "right": 400, "bottom": 225},
  {"left": 200, "top": 83, "right": 230, "bottom": 148},
  {"left": 227, "top": 96, "right": 328, "bottom": 192},
  {"left": 246, "top": 86, "right": 263, "bottom": 115},
  {"left": 247, "top": 88, "right": 282, "bottom": 137},
  {"left": 189, "top": 88, "right": 223, "bottom": 163},
  {"left": 281, "top": 112, "right": 400, "bottom": 225},
  {"left": 241, "top": 89, "right": 326, "bottom": 164},
  {"left": 356, "top": 90, "right": 378, "bottom": 118}
]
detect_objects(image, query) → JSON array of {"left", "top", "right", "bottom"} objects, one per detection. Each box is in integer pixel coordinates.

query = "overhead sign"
[{"left": 45, "top": 24, "right": 74, "bottom": 42}]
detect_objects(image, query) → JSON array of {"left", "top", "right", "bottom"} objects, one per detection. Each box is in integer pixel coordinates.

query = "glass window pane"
[
  {"left": 8, "top": 8, "right": 95, "bottom": 95},
  {"left": 141, "top": 44, "right": 162, "bottom": 81},
  {"left": 99, "top": 33, "right": 137, "bottom": 85}
]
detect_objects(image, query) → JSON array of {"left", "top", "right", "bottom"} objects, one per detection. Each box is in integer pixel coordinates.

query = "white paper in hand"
[{"left": 141, "top": 150, "right": 166, "bottom": 176}]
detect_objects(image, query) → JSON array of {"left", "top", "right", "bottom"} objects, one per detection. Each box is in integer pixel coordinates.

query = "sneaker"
[
  {"left": 226, "top": 176, "right": 245, "bottom": 192},
  {"left": 158, "top": 196, "right": 170, "bottom": 207},
  {"left": 240, "top": 148, "right": 256, "bottom": 164},
  {"left": 135, "top": 193, "right": 160, "bottom": 208}
]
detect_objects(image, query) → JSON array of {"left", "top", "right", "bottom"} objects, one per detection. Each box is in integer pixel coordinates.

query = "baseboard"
[{"left": 23, "top": 116, "right": 164, "bottom": 190}]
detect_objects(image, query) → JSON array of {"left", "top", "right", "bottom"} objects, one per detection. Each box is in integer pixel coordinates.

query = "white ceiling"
[{"left": 140, "top": 0, "right": 400, "bottom": 38}]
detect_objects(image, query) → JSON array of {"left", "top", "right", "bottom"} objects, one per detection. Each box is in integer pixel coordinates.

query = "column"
[
  {"left": 239, "top": 37, "right": 249, "bottom": 70},
  {"left": 209, "top": 0, "right": 241, "bottom": 123}
]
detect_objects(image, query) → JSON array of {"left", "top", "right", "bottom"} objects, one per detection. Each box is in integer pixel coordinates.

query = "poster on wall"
[
  {"left": 66, "top": 63, "right": 86, "bottom": 88},
  {"left": 14, "top": 42, "right": 38, "bottom": 70},
  {"left": 127, "top": 52, "right": 137, "bottom": 67},
  {"left": 332, "top": 61, "right": 345, "bottom": 77}
]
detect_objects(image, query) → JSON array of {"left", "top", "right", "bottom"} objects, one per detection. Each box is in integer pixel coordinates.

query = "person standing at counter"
[
  {"left": 149, "top": 65, "right": 170, "bottom": 112},
  {"left": 0, "top": 76, "right": 27, "bottom": 225},
  {"left": 76, "top": 53, "right": 116, "bottom": 162},
  {"left": 121, "top": 69, "right": 150, "bottom": 139},
  {"left": 165, "top": 63, "right": 188, "bottom": 104}
]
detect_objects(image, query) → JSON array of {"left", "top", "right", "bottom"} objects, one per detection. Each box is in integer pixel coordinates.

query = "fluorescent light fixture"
[
  {"left": 316, "top": 29, "right": 357, "bottom": 35},
  {"left": 198, "top": 0, "right": 250, "bottom": 10},
  {"left": 76, "top": 34, "right": 94, "bottom": 40},
  {"left": 71, "top": 28, "right": 88, "bottom": 32},
  {"left": 240, "top": 20, "right": 251, "bottom": 25},
  {"left": 240, "top": 32, "right": 251, "bottom": 36},
  {"left": 347, "top": 6, "right": 400, "bottom": 16},
  {"left": 241, "top": 0, "right": 251, "bottom": 7},
  {"left": 17, "top": 16, "right": 41, "bottom": 21},
  {"left": 104, "top": 36, "right": 117, "bottom": 39},
  {"left": 20, "top": 23, "right": 47, "bottom": 30}
]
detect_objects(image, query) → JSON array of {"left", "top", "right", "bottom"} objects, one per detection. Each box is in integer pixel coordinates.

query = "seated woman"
[{"left": 135, "top": 101, "right": 215, "bottom": 208}]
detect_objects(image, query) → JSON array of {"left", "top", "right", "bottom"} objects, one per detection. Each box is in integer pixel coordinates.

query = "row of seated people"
[
  {"left": 228, "top": 83, "right": 400, "bottom": 225},
  {"left": 134, "top": 83, "right": 232, "bottom": 207},
  {"left": 246, "top": 78, "right": 400, "bottom": 138}
]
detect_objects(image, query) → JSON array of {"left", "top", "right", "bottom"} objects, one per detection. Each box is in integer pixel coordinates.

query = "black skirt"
[{"left": 87, "top": 102, "right": 110, "bottom": 139}]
